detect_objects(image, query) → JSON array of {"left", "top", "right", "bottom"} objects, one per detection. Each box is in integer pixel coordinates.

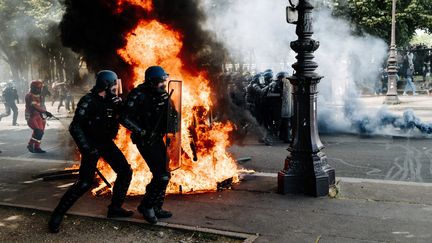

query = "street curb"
[
  {"left": 337, "top": 177, "right": 432, "bottom": 187},
  {"left": 0, "top": 156, "right": 76, "bottom": 164},
  {"left": 251, "top": 172, "right": 432, "bottom": 187},
  {"left": 0, "top": 202, "right": 259, "bottom": 243}
]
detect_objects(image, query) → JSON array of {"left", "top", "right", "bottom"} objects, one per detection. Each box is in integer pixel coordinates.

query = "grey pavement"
[
  {"left": 230, "top": 134, "right": 432, "bottom": 183},
  {"left": 1, "top": 96, "right": 432, "bottom": 242},
  {"left": 0, "top": 158, "right": 431, "bottom": 243}
]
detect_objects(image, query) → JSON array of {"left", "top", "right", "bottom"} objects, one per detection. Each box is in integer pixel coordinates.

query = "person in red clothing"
[{"left": 25, "top": 80, "right": 53, "bottom": 153}]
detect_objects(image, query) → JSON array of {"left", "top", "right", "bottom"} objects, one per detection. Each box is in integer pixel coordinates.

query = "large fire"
[{"left": 92, "top": 1, "right": 240, "bottom": 195}]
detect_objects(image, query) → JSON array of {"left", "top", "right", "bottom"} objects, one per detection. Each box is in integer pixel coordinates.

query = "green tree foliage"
[
  {"left": 411, "top": 30, "right": 432, "bottom": 46},
  {"left": 0, "top": 0, "right": 79, "bottom": 89},
  {"left": 332, "top": 0, "right": 432, "bottom": 47}
]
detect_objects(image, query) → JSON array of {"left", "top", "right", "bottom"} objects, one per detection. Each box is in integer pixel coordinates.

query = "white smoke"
[
  {"left": 199, "top": 0, "right": 297, "bottom": 73},
  {"left": 198, "top": 0, "right": 423, "bottom": 135}
]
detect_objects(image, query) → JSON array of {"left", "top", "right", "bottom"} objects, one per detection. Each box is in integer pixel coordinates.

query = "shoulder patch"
[{"left": 78, "top": 108, "right": 86, "bottom": 116}]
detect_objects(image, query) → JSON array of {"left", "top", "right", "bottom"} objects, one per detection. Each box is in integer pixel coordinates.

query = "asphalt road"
[
  {"left": 2, "top": 102, "right": 432, "bottom": 183},
  {"left": 230, "top": 134, "right": 432, "bottom": 183}
]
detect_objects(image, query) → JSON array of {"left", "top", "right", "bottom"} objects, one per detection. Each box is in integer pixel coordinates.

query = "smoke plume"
[
  {"left": 60, "top": 0, "right": 261, "bottom": 140},
  {"left": 200, "top": 0, "right": 432, "bottom": 137},
  {"left": 59, "top": 0, "right": 431, "bottom": 137}
]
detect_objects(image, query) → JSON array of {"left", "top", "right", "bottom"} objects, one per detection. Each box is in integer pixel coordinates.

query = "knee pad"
[
  {"left": 75, "top": 179, "right": 93, "bottom": 192},
  {"left": 156, "top": 173, "right": 171, "bottom": 187},
  {"left": 161, "top": 173, "right": 171, "bottom": 182}
]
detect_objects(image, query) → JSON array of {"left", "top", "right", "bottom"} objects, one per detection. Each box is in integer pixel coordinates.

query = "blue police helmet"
[
  {"left": 276, "top": 71, "right": 289, "bottom": 80},
  {"left": 92, "top": 70, "right": 118, "bottom": 92},
  {"left": 263, "top": 69, "right": 273, "bottom": 79},
  {"left": 252, "top": 73, "right": 262, "bottom": 84},
  {"left": 144, "top": 66, "right": 169, "bottom": 84}
]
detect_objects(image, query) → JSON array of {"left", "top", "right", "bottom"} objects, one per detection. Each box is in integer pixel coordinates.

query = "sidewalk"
[{"left": 0, "top": 156, "right": 432, "bottom": 242}]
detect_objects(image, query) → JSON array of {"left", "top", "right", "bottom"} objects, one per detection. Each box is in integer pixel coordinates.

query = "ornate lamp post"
[
  {"left": 278, "top": 0, "right": 335, "bottom": 196},
  {"left": 384, "top": 0, "right": 400, "bottom": 105}
]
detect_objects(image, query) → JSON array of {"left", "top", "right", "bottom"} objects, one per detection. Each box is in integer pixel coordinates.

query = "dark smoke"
[
  {"left": 60, "top": 0, "right": 148, "bottom": 85},
  {"left": 60, "top": 0, "right": 228, "bottom": 84},
  {"left": 60, "top": 0, "right": 256, "bottom": 140}
]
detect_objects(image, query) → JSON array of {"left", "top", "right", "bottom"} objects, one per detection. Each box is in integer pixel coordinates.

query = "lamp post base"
[
  {"left": 277, "top": 154, "right": 335, "bottom": 197},
  {"left": 278, "top": 170, "right": 330, "bottom": 197},
  {"left": 383, "top": 95, "right": 400, "bottom": 105}
]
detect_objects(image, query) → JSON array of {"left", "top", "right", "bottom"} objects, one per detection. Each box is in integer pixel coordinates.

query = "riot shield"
[
  {"left": 166, "top": 80, "right": 182, "bottom": 171},
  {"left": 280, "top": 78, "right": 292, "bottom": 142}
]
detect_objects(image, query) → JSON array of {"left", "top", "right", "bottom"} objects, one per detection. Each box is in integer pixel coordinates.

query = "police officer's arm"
[
  {"left": 69, "top": 96, "right": 93, "bottom": 153},
  {"left": 120, "top": 90, "right": 147, "bottom": 136}
]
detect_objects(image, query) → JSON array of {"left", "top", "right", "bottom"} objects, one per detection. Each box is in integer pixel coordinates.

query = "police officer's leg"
[
  {"left": 58, "top": 97, "right": 64, "bottom": 112},
  {"left": 65, "top": 97, "right": 71, "bottom": 111},
  {"left": 141, "top": 140, "right": 170, "bottom": 208},
  {"left": 136, "top": 139, "right": 171, "bottom": 223},
  {"left": 48, "top": 152, "right": 98, "bottom": 233},
  {"left": 0, "top": 103, "right": 11, "bottom": 120},
  {"left": 99, "top": 140, "right": 133, "bottom": 218},
  {"left": 10, "top": 102, "right": 18, "bottom": 125},
  {"left": 4, "top": 103, "right": 11, "bottom": 116}
]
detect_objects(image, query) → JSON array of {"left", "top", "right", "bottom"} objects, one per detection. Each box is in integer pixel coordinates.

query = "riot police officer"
[
  {"left": 121, "top": 66, "right": 173, "bottom": 224},
  {"left": 249, "top": 73, "right": 269, "bottom": 125},
  {"left": 263, "top": 69, "right": 274, "bottom": 86},
  {"left": 0, "top": 81, "right": 19, "bottom": 125},
  {"left": 245, "top": 74, "right": 259, "bottom": 117},
  {"left": 265, "top": 72, "right": 286, "bottom": 138},
  {"left": 48, "top": 70, "right": 133, "bottom": 233}
]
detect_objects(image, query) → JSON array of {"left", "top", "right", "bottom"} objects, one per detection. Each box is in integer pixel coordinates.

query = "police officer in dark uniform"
[
  {"left": 121, "top": 66, "right": 173, "bottom": 224},
  {"left": 263, "top": 69, "right": 274, "bottom": 86},
  {"left": 0, "top": 81, "right": 19, "bottom": 125},
  {"left": 251, "top": 73, "right": 269, "bottom": 125},
  {"left": 266, "top": 72, "right": 286, "bottom": 137},
  {"left": 245, "top": 74, "right": 258, "bottom": 117},
  {"left": 48, "top": 70, "right": 133, "bottom": 233}
]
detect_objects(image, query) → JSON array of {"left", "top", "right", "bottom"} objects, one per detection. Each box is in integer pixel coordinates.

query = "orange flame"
[
  {"left": 92, "top": 7, "right": 240, "bottom": 195},
  {"left": 116, "top": 0, "right": 152, "bottom": 12}
]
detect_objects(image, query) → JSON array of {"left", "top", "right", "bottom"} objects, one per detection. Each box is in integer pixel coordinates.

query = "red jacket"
[{"left": 25, "top": 93, "right": 46, "bottom": 120}]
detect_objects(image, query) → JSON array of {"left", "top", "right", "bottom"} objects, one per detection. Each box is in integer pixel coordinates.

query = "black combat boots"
[
  {"left": 154, "top": 207, "right": 172, "bottom": 218},
  {"left": 137, "top": 205, "right": 157, "bottom": 224},
  {"left": 107, "top": 206, "right": 134, "bottom": 218},
  {"left": 48, "top": 211, "right": 64, "bottom": 233}
]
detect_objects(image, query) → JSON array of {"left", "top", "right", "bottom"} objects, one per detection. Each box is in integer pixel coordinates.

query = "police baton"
[
  {"left": 96, "top": 168, "right": 112, "bottom": 188},
  {"left": 43, "top": 111, "right": 111, "bottom": 188}
]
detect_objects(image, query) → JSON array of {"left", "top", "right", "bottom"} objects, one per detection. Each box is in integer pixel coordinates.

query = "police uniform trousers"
[
  {"left": 52, "top": 139, "right": 132, "bottom": 215},
  {"left": 136, "top": 138, "right": 170, "bottom": 209}
]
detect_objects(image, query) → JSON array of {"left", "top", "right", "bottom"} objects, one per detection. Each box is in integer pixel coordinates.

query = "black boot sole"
[
  {"left": 137, "top": 207, "right": 158, "bottom": 224},
  {"left": 107, "top": 210, "right": 134, "bottom": 218},
  {"left": 155, "top": 212, "right": 172, "bottom": 219}
]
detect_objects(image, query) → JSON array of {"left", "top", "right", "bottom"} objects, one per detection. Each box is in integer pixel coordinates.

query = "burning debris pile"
[{"left": 60, "top": 0, "right": 240, "bottom": 195}]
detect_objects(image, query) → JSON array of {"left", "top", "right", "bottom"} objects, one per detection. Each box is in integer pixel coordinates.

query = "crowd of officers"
[{"left": 226, "top": 69, "right": 291, "bottom": 145}]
